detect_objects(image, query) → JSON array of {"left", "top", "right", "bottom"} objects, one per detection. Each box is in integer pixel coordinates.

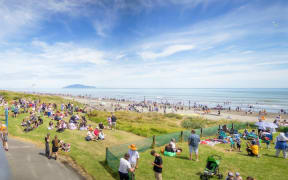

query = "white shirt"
[
  {"left": 118, "top": 158, "right": 131, "bottom": 174},
  {"left": 170, "top": 141, "right": 176, "bottom": 149},
  {"left": 128, "top": 150, "right": 139, "bottom": 164}
]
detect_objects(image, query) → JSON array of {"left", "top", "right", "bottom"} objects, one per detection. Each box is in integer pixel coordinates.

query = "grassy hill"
[{"left": 1, "top": 91, "right": 286, "bottom": 180}]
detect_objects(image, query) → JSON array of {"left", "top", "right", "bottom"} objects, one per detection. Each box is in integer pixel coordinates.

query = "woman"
[
  {"left": 275, "top": 133, "right": 288, "bottom": 158},
  {"left": 45, "top": 133, "right": 51, "bottom": 159},
  {"left": 51, "top": 135, "right": 60, "bottom": 160}
]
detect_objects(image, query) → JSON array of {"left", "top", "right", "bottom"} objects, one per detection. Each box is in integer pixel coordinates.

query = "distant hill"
[{"left": 63, "top": 84, "right": 96, "bottom": 89}]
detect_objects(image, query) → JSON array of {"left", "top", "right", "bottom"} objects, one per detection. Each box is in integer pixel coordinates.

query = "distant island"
[{"left": 63, "top": 84, "right": 96, "bottom": 89}]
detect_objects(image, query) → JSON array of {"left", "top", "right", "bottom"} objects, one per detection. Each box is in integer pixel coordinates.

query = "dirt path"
[{"left": 5, "top": 138, "right": 84, "bottom": 180}]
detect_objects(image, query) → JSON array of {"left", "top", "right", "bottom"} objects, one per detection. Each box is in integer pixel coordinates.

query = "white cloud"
[{"left": 141, "top": 44, "right": 195, "bottom": 59}]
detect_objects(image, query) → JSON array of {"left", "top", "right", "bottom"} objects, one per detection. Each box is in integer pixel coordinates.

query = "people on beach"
[
  {"left": 118, "top": 153, "right": 134, "bottom": 180},
  {"left": 188, "top": 129, "right": 200, "bottom": 161},
  {"left": 151, "top": 150, "right": 163, "bottom": 180}
]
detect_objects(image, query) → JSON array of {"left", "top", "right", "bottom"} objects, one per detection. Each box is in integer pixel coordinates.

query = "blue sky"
[{"left": 0, "top": 0, "right": 287, "bottom": 88}]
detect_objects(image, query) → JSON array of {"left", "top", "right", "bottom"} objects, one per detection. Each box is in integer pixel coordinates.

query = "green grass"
[
  {"left": 87, "top": 110, "right": 230, "bottom": 137},
  {"left": 0, "top": 91, "right": 145, "bottom": 180},
  {"left": 2, "top": 91, "right": 286, "bottom": 180},
  {"left": 134, "top": 139, "right": 287, "bottom": 180}
]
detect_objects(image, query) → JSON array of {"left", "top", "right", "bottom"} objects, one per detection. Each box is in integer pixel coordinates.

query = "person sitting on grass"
[
  {"left": 21, "top": 119, "right": 27, "bottom": 126},
  {"left": 86, "top": 128, "right": 96, "bottom": 141},
  {"left": 246, "top": 140, "right": 259, "bottom": 157},
  {"left": 48, "top": 121, "right": 54, "bottom": 130},
  {"left": 169, "top": 138, "right": 177, "bottom": 152},
  {"left": 94, "top": 127, "right": 100, "bottom": 139},
  {"left": 225, "top": 172, "right": 234, "bottom": 180},
  {"left": 235, "top": 172, "right": 243, "bottom": 180},
  {"left": 98, "top": 130, "right": 105, "bottom": 140},
  {"left": 99, "top": 122, "right": 104, "bottom": 130}
]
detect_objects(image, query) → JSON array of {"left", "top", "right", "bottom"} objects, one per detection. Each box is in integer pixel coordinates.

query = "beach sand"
[{"left": 62, "top": 96, "right": 288, "bottom": 123}]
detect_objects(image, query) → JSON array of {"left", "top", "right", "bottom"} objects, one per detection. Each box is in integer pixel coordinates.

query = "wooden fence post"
[
  {"left": 151, "top": 135, "right": 156, "bottom": 149},
  {"left": 200, "top": 128, "right": 203, "bottom": 137},
  {"left": 105, "top": 147, "right": 108, "bottom": 163},
  {"left": 180, "top": 131, "right": 183, "bottom": 143}
]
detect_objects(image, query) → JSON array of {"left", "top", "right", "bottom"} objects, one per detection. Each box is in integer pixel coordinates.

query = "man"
[
  {"left": 128, "top": 144, "right": 139, "bottom": 168},
  {"left": 128, "top": 144, "right": 139, "bottom": 180},
  {"left": 118, "top": 153, "right": 134, "bottom": 180},
  {"left": 188, "top": 129, "right": 200, "bottom": 161},
  {"left": 111, "top": 113, "right": 117, "bottom": 130},
  {"left": 151, "top": 150, "right": 163, "bottom": 180}
]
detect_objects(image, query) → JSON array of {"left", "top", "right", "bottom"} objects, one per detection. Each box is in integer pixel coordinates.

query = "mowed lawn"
[
  {"left": 0, "top": 111, "right": 144, "bottom": 180},
  {"left": 134, "top": 140, "right": 287, "bottom": 180}
]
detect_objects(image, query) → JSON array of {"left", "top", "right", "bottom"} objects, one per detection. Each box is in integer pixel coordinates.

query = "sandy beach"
[{"left": 62, "top": 96, "right": 288, "bottom": 123}]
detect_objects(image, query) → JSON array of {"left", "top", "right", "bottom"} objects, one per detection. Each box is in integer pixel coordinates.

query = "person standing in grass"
[
  {"left": 111, "top": 113, "right": 117, "bottom": 130},
  {"left": 118, "top": 153, "right": 134, "bottom": 180},
  {"left": 45, "top": 133, "right": 51, "bottom": 159},
  {"left": 275, "top": 133, "right": 288, "bottom": 159},
  {"left": 51, "top": 135, "right": 60, "bottom": 160},
  {"left": 128, "top": 144, "right": 139, "bottom": 180},
  {"left": 151, "top": 150, "right": 163, "bottom": 180},
  {"left": 188, "top": 129, "right": 200, "bottom": 161}
]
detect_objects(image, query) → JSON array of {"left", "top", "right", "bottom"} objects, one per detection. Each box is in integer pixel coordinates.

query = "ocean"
[{"left": 4, "top": 88, "right": 288, "bottom": 113}]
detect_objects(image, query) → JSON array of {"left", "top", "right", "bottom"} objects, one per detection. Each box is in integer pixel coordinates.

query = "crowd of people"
[{"left": 1, "top": 94, "right": 287, "bottom": 180}]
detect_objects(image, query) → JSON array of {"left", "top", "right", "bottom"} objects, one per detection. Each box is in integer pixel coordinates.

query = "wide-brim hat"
[{"left": 129, "top": 144, "right": 137, "bottom": 151}]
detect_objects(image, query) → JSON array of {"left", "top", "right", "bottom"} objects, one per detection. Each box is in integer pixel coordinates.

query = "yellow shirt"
[{"left": 251, "top": 145, "right": 259, "bottom": 155}]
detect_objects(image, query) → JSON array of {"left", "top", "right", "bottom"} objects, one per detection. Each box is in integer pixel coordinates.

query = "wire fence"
[{"left": 106, "top": 122, "right": 249, "bottom": 173}]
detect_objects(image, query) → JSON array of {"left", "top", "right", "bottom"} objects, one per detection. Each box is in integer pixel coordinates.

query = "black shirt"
[
  {"left": 111, "top": 115, "right": 117, "bottom": 122},
  {"left": 153, "top": 155, "right": 163, "bottom": 173}
]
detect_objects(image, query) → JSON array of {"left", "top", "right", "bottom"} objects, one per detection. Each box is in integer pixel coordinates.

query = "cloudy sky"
[{"left": 0, "top": 0, "right": 287, "bottom": 88}]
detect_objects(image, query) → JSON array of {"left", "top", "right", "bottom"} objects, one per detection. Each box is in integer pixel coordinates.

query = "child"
[
  {"left": 229, "top": 136, "right": 235, "bottom": 151},
  {"left": 236, "top": 136, "right": 242, "bottom": 152},
  {"left": 107, "top": 116, "right": 112, "bottom": 130}
]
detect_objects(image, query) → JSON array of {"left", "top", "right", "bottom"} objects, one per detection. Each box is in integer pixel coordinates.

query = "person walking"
[
  {"left": 45, "top": 133, "right": 51, "bottom": 159},
  {"left": 118, "top": 153, "right": 134, "bottom": 180},
  {"left": 188, "top": 129, "right": 200, "bottom": 161},
  {"left": 275, "top": 133, "right": 288, "bottom": 159},
  {"left": 150, "top": 150, "right": 163, "bottom": 180}
]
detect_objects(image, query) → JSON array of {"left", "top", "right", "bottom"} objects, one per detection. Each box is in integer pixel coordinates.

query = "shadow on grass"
[
  {"left": 99, "top": 161, "right": 118, "bottom": 180},
  {"left": 262, "top": 153, "right": 281, "bottom": 158},
  {"left": 175, "top": 155, "right": 190, "bottom": 160}
]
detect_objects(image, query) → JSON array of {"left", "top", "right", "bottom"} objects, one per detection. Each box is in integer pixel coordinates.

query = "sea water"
[{"left": 4, "top": 88, "right": 288, "bottom": 113}]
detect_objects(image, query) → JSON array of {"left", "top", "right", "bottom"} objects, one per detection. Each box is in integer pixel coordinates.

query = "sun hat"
[
  {"left": 128, "top": 144, "right": 137, "bottom": 151},
  {"left": 235, "top": 172, "right": 240, "bottom": 176},
  {"left": 228, "top": 172, "right": 234, "bottom": 177}
]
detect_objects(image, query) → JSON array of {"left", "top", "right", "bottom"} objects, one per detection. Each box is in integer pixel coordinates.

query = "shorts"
[
  {"left": 154, "top": 172, "right": 162, "bottom": 180},
  {"left": 189, "top": 145, "right": 198, "bottom": 154},
  {"left": 237, "top": 143, "right": 241, "bottom": 148},
  {"left": 112, "top": 122, "right": 116, "bottom": 126}
]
